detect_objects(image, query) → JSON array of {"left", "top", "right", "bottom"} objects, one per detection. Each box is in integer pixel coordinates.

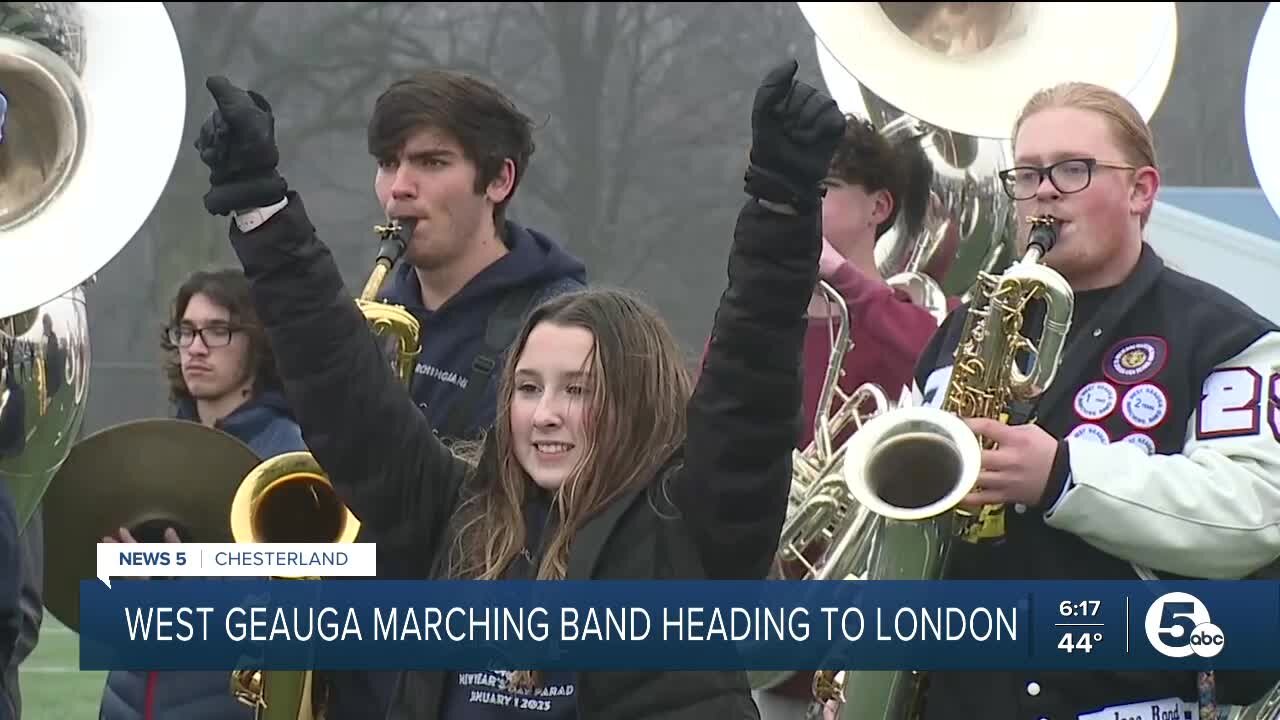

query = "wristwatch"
[{"left": 232, "top": 197, "right": 289, "bottom": 233}]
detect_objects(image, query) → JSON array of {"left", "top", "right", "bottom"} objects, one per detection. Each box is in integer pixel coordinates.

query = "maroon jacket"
[{"left": 797, "top": 262, "right": 952, "bottom": 449}]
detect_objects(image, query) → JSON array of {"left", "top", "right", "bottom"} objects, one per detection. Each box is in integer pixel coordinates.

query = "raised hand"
[
  {"left": 193, "top": 76, "right": 288, "bottom": 216},
  {"left": 744, "top": 59, "right": 846, "bottom": 212}
]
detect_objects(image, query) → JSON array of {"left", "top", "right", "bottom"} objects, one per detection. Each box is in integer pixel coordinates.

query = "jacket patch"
[
  {"left": 1120, "top": 383, "right": 1168, "bottom": 430},
  {"left": 1120, "top": 432, "right": 1156, "bottom": 454},
  {"left": 1103, "top": 335, "right": 1168, "bottom": 385},
  {"left": 1073, "top": 381, "right": 1118, "bottom": 421},
  {"left": 1196, "top": 366, "right": 1269, "bottom": 440},
  {"left": 1067, "top": 423, "right": 1110, "bottom": 445}
]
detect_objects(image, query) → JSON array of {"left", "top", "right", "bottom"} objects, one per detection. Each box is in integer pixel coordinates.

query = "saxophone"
[
  {"left": 947, "top": 215, "right": 1074, "bottom": 544},
  {"left": 812, "top": 215, "right": 1075, "bottom": 720},
  {"left": 229, "top": 218, "right": 422, "bottom": 720}
]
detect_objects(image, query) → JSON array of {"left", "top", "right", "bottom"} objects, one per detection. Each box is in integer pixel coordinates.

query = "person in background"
[
  {"left": 193, "top": 56, "right": 845, "bottom": 720},
  {"left": 98, "top": 268, "right": 308, "bottom": 720}
]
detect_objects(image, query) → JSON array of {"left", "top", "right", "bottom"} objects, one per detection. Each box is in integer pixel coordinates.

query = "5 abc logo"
[{"left": 1143, "top": 592, "right": 1226, "bottom": 658}]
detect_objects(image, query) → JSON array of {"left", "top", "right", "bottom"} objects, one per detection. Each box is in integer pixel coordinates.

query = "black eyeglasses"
[
  {"left": 998, "top": 158, "right": 1137, "bottom": 200},
  {"left": 165, "top": 324, "right": 238, "bottom": 348}
]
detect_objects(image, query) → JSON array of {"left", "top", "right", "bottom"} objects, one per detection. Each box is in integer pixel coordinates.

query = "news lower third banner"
[{"left": 79, "top": 542, "right": 1279, "bottom": 672}]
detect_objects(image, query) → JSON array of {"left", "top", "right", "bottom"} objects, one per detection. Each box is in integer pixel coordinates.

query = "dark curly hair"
[
  {"left": 160, "top": 269, "right": 282, "bottom": 406},
  {"left": 827, "top": 114, "right": 905, "bottom": 240}
]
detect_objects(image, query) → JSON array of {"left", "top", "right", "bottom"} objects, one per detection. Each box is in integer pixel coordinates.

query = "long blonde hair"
[{"left": 441, "top": 288, "right": 692, "bottom": 689}]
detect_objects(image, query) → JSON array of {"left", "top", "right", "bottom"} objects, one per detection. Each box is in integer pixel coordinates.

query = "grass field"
[{"left": 19, "top": 618, "right": 105, "bottom": 719}]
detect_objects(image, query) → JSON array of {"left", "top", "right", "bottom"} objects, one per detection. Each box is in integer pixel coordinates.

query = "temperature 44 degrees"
[{"left": 1059, "top": 631, "right": 1103, "bottom": 653}]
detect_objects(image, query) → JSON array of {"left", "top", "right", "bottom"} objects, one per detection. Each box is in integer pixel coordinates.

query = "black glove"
[
  {"left": 194, "top": 76, "right": 288, "bottom": 216},
  {"left": 744, "top": 59, "right": 845, "bottom": 213}
]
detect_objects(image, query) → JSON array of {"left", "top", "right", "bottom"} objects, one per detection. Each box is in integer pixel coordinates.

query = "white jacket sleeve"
[{"left": 1043, "top": 330, "right": 1280, "bottom": 579}]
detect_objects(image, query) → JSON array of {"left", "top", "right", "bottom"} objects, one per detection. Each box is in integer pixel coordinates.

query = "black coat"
[{"left": 228, "top": 192, "right": 818, "bottom": 720}]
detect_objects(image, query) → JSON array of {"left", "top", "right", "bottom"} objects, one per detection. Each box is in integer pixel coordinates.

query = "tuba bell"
[
  {"left": 228, "top": 217, "right": 421, "bottom": 720},
  {"left": 1246, "top": 2, "right": 1280, "bottom": 226},
  {"left": 800, "top": 2, "right": 1178, "bottom": 323},
  {"left": 1, "top": 0, "right": 185, "bottom": 533}
]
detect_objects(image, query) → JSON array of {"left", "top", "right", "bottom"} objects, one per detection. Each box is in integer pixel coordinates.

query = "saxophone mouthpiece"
[
  {"left": 373, "top": 217, "right": 417, "bottom": 267},
  {"left": 1026, "top": 215, "right": 1060, "bottom": 258}
]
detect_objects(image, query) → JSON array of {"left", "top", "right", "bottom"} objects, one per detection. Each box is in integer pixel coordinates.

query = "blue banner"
[{"left": 78, "top": 579, "right": 1280, "bottom": 671}]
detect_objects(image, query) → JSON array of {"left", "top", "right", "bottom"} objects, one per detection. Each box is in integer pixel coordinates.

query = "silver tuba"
[
  {"left": 784, "top": 3, "right": 1179, "bottom": 719},
  {"left": 0, "top": 1, "right": 185, "bottom": 534},
  {"left": 1246, "top": 1, "right": 1280, "bottom": 226},
  {"left": 800, "top": 1, "right": 1178, "bottom": 322},
  {"left": 1217, "top": 7, "right": 1280, "bottom": 719}
]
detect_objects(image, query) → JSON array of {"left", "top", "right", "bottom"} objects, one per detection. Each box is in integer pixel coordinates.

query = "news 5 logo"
[{"left": 1143, "top": 591, "right": 1225, "bottom": 658}]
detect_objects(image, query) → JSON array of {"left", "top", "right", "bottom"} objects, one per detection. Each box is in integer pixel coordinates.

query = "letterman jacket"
[{"left": 910, "top": 243, "right": 1280, "bottom": 720}]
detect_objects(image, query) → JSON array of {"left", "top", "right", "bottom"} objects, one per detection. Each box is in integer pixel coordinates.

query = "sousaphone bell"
[{"left": 1, "top": 1, "right": 186, "bottom": 532}]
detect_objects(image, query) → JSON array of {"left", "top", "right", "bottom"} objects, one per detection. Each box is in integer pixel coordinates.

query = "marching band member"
[
  {"left": 193, "top": 57, "right": 844, "bottom": 720},
  {"left": 98, "top": 268, "right": 308, "bottom": 720},
  {"left": 755, "top": 114, "right": 943, "bottom": 720},
  {"left": 801, "top": 115, "right": 945, "bottom": 457},
  {"left": 364, "top": 70, "right": 587, "bottom": 442},
  {"left": 903, "top": 82, "right": 1280, "bottom": 719},
  {"left": 326, "top": 69, "right": 589, "bottom": 718}
]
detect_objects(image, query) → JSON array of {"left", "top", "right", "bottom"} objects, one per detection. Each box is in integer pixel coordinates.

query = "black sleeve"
[
  {"left": 672, "top": 199, "right": 819, "bottom": 581},
  {"left": 228, "top": 191, "right": 469, "bottom": 574}
]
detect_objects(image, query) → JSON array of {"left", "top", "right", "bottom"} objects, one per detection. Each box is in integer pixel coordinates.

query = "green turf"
[{"left": 19, "top": 618, "right": 105, "bottom": 719}]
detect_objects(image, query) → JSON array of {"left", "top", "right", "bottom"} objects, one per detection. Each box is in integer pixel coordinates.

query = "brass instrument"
[
  {"left": 783, "top": 4, "right": 1179, "bottom": 717},
  {"left": 1, "top": 1, "right": 185, "bottom": 532},
  {"left": 1214, "top": 10, "right": 1280, "bottom": 720},
  {"left": 228, "top": 217, "right": 421, "bottom": 720},
  {"left": 42, "top": 420, "right": 263, "bottom": 632},
  {"left": 356, "top": 218, "right": 423, "bottom": 386},
  {"left": 799, "top": 2, "right": 1177, "bottom": 324},
  {"left": 810, "top": 216, "right": 1073, "bottom": 720},
  {"left": 948, "top": 216, "right": 1072, "bottom": 543},
  {"left": 748, "top": 280, "right": 903, "bottom": 692},
  {"left": 1247, "top": 3, "right": 1280, "bottom": 227}
]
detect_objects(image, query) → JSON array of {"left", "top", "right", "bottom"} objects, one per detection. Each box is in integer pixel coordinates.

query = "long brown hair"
[{"left": 442, "top": 288, "right": 692, "bottom": 688}]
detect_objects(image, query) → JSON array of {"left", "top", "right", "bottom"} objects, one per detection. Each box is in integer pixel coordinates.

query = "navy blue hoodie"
[
  {"left": 375, "top": 220, "right": 587, "bottom": 441},
  {"left": 171, "top": 389, "right": 307, "bottom": 460}
]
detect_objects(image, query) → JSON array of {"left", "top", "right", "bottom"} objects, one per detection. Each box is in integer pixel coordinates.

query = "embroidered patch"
[
  {"left": 1073, "top": 381, "right": 1118, "bottom": 421},
  {"left": 1103, "top": 335, "right": 1168, "bottom": 385},
  {"left": 1121, "top": 383, "right": 1168, "bottom": 429},
  {"left": 1120, "top": 432, "right": 1156, "bottom": 455},
  {"left": 1066, "top": 423, "right": 1110, "bottom": 445}
]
